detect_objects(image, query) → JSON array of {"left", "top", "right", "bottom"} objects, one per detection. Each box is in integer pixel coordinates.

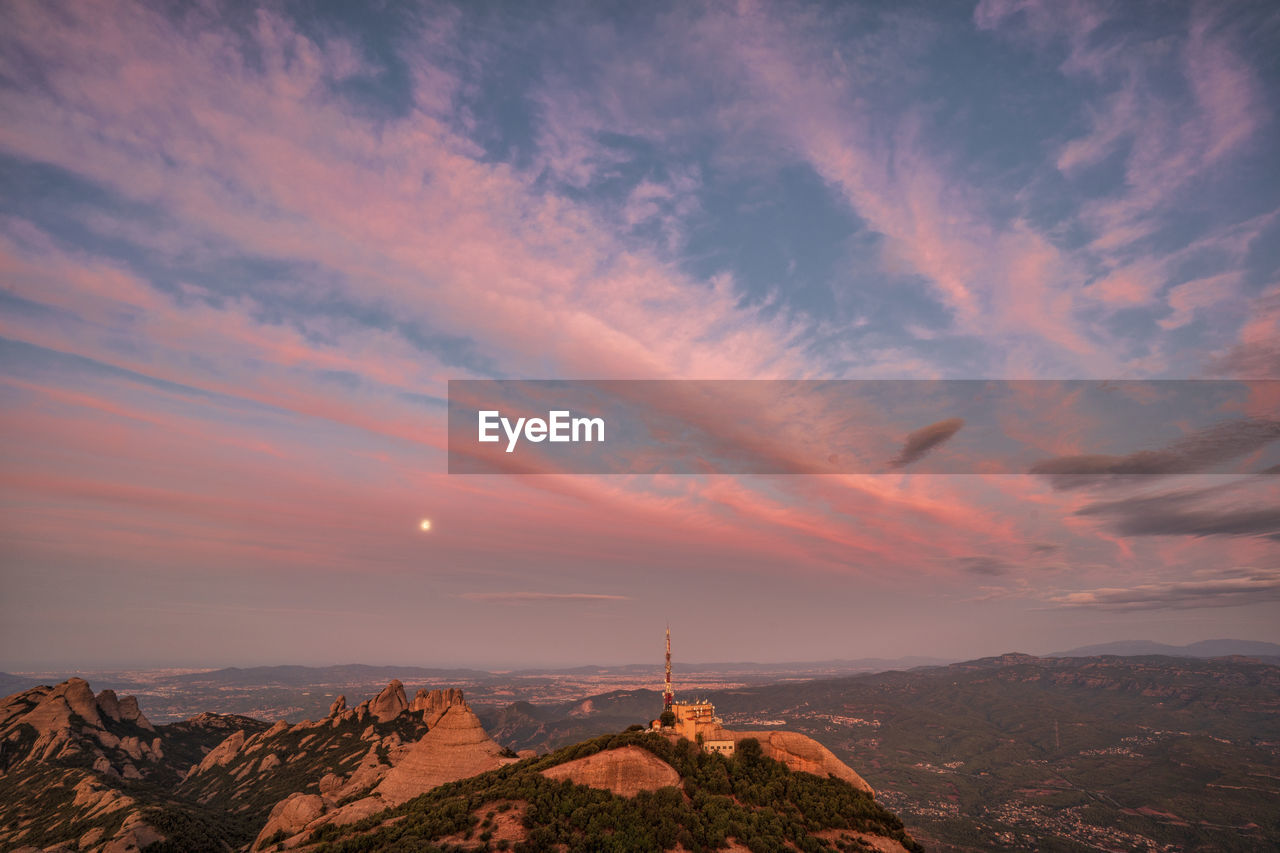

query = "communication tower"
[{"left": 663, "top": 625, "right": 674, "bottom": 710}]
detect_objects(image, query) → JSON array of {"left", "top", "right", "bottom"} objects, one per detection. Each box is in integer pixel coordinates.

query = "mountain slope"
[
  {"left": 301, "top": 731, "right": 922, "bottom": 852},
  {"left": 479, "top": 653, "right": 1280, "bottom": 851},
  {"left": 2, "top": 677, "right": 915, "bottom": 853},
  {"left": 0, "top": 678, "right": 263, "bottom": 851}
]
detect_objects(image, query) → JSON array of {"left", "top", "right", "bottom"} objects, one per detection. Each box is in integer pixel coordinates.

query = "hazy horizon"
[
  {"left": 6, "top": 635, "right": 1280, "bottom": 675},
  {"left": 2, "top": 1, "right": 1278, "bottom": 672}
]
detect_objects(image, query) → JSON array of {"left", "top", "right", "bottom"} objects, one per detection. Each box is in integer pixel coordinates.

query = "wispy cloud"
[
  {"left": 1046, "top": 567, "right": 1280, "bottom": 611},
  {"left": 459, "top": 592, "right": 631, "bottom": 604},
  {"left": 1, "top": 0, "right": 1277, "bottom": 665}
]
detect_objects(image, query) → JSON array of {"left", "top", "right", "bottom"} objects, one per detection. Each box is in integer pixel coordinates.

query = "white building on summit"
[
  {"left": 644, "top": 628, "right": 877, "bottom": 795},
  {"left": 650, "top": 627, "right": 736, "bottom": 756}
]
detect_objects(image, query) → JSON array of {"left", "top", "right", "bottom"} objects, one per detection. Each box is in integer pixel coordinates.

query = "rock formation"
[
  {"left": 367, "top": 679, "right": 408, "bottom": 722},
  {"left": 410, "top": 687, "right": 466, "bottom": 724},
  {"left": 0, "top": 678, "right": 161, "bottom": 775},
  {"left": 541, "top": 744, "right": 681, "bottom": 797},
  {"left": 182, "top": 680, "right": 434, "bottom": 851},
  {"left": 0, "top": 679, "right": 170, "bottom": 851},
  {"left": 3, "top": 674, "right": 907, "bottom": 853},
  {"left": 95, "top": 688, "right": 122, "bottom": 722},
  {"left": 375, "top": 702, "right": 509, "bottom": 804},
  {"left": 249, "top": 689, "right": 510, "bottom": 850},
  {"left": 729, "top": 730, "right": 875, "bottom": 795}
]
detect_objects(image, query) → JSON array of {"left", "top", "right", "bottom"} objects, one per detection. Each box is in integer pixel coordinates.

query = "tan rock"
[
  {"left": 306, "top": 794, "right": 386, "bottom": 828},
  {"left": 72, "top": 776, "right": 135, "bottom": 817},
  {"left": 118, "top": 735, "right": 145, "bottom": 761},
  {"left": 195, "top": 729, "right": 246, "bottom": 772},
  {"left": 730, "top": 730, "right": 874, "bottom": 795},
  {"left": 318, "top": 772, "right": 346, "bottom": 796},
  {"left": 541, "top": 745, "right": 681, "bottom": 797},
  {"left": 336, "top": 744, "right": 392, "bottom": 797},
  {"left": 18, "top": 679, "right": 102, "bottom": 737},
  {"left": 79, "top": 826, "right": 106, "bottom": 848},
  {"left": 96, "top": 689, "right": 122, "bottom": 722},
  {"left": 328, "top": 695, "right": 347, "bottom": 717},
  {"left": 409, "top": 687, "right": 466, "bottom": 720},
  {"left": 374, "top": 704, "right": 506, "bottom": 805},
  {"left": 369, "top": 680, "right": 408, "bottom": 722},
  {"left": 62, "top": 678, "right": 104, "bottom": 728},
  {"left": 116, "top": 695, "right": 155, "bottom": 731},
  {"left": 253, "top": 793, "right": 326, "bottom": 850},
  {"left": 104, "top": 812, "right": 164, "bottom": 853}
]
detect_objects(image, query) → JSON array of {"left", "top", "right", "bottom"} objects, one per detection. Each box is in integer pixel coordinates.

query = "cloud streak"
[
  {"left": 1047, "top": 567, "right": 1280, "bottom": 612},
  {"left": 1075, "top": 480, "right": 1280, "bottom": 539},
  {"left": 889, "top": 417, "right": 965, "bottom": 469},
  {"left": 1031, "top": 419, "right": 1280, "bottom": 489}
]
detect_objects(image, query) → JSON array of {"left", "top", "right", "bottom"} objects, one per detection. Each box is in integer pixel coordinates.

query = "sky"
[{"left": 1, "top": 0, "right": 1278, "bottom": 670}]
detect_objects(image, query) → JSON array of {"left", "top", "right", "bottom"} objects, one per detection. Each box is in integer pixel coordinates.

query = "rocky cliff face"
[
  {"left": 281, "top": 731, "right": 919, "bottom": 853},
  {"left": 726, "top": 729, "right": 875, "bottom": 794},
  {"left": 541, "top": 743, "right": 681, "bottom": 796},
  {"left": 3, "top": 678, "right": 903, "bottom": 853},
  {"left": 411, "top": 686, "right": 466, "bottom": 722},
  {"left": 375, "top": 702, "right": 509, "bottom": 804},
  {"left": 0, "top": 678, "right": 249, "bottom": 852},
  {"left": 252, "top": 694, "right": 511, "bottom": 849},
  {"left": 0, "top": 678, "right": 159, "bottom": 779},
  {"left": 0, "top": 678, "right": 477, "bottom": 853},
  {"left": 183, "top": 681, "right": 436, "bottom": 844}
]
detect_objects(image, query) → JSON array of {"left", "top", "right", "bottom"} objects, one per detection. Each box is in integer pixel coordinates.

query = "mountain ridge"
[
  {"left": 1, "top": 674, "right": 910, "bottom": 852},
  {"left": 1049, "top": 638, "right": 1280, "bottom": 659}
]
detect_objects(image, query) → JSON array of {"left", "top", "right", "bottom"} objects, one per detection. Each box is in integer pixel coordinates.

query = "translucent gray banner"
[{"left": 447, "top": 380, "right": 1280, "bottom": 477}]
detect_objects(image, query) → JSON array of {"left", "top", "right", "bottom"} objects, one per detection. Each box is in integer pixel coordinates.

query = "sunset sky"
[{"left": 2, "top": 0, "right": 1278, "bottom": 670}]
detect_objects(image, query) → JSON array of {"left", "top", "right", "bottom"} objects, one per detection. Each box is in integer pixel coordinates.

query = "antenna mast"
[{"left": 663, "top": 624, "right": 674, "bottom": 710}]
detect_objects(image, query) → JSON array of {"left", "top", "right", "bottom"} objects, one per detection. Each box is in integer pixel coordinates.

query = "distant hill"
[
  {"left": 509, "top": 655, "right": 954, "bottom": 676},
  {"left": 1049, "top": 638, "right": 1280, "bottom": 659},
  {"left": 485, "top": 652, "right": 1280, "bottom": 850},
  {"left": 0, "top": 671, "right": 39, "bottom": 696},
  {"left": 158, "top": 663, "right": 497, "bottom": 687}
]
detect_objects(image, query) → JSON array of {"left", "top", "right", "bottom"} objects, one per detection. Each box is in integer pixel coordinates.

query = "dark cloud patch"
[
  {"left": 1030, "top": 418, "right": 1280, "bottom": 489},
  {"left": 1076, "top": 483, "right": 1280, "bottom": 539},
  {"left": 889, "top": 417, "right": 964, "bottom": 469},
  {"left": 1028, "top": 542, "right": 1059, "bottom": 554},
  {"left": 958, "top": 556, "right": 1010, "bottom": 576},
  {"left": 1048, "top": 568, "right": 1280, "bottom": 612}
]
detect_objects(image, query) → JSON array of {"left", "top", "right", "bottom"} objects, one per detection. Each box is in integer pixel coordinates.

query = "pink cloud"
[{"left": 1, "top": 0, "right": 1272, "bottom": 626}]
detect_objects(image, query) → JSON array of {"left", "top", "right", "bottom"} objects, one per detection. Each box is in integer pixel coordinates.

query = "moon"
[{"left": 419, "top": 519, "right": 432, "bottom": 532}]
